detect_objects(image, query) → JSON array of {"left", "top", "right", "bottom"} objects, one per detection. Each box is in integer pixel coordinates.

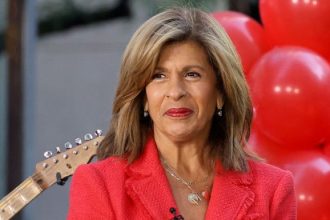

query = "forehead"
[{"left": 156, "top": 40, "right": 211, "bottom": 70}]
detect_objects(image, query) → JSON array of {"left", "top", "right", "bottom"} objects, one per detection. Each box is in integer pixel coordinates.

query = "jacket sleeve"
[
  {"left": 270, "top": 171, "right": 297, "bottom": 220},
  {"left": 67, "top": 164, "right": 115, "bottom": 220}
]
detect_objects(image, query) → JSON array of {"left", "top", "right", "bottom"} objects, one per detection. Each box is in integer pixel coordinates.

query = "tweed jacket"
[{"left": 67, "top": 137, "right": 297, "bottom": 220}]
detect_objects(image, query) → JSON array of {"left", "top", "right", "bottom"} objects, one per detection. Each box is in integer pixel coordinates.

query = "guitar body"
[{"left": 0, "top": 134, "right": 104, "bottom": 220}]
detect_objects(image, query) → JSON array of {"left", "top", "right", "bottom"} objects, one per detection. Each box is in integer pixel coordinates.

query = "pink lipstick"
[{"left": 165, "top": 108, "right": 193, "bottom": 118}]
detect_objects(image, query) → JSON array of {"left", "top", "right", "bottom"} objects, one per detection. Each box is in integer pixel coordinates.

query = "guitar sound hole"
[{"left": 66, "top": 164, "right": 72, "bottom": 169}]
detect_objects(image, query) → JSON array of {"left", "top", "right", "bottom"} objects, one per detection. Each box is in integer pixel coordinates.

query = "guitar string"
[
  {"left": 0, "top": 172, "right": 56, "bottom": 208},
  {"left": 0, "top": 176, "right": 39, "bottom": 209},
  {"left": 0, "top": 154, "right": 94, "bottom": 208},
  {"left": 0, "top": 164, "right": 81, "bottom": 209}
]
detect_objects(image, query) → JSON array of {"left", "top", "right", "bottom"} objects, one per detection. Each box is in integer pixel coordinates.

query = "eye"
[
  {"left": 185, "top": 71, "right": 201, "bottom": 78},
  {"left": 151, "top": 73, "right": 166, "bottom": 80}
]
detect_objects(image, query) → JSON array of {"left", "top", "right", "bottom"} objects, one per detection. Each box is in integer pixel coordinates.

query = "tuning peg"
[
  {"left": 56, "top": 146, "right": 61, "bottom": 154},
  {"left": 64, "top": 142, "right": 73, "bottom": 149},
  {"left": 84, "top": 133, "right": 93, "bottom": 141},
  {"left": 44, "top": 151, "right": 53, "bottom": 159},
  {"left": 75, "top": 138, "right": 82, "bottom": 145},
  {"left": 95, "top": 129, "right": 102, "bottom": 136}
]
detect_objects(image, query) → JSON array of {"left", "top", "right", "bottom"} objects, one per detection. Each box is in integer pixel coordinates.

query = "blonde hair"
[{"left": 97, "top": 7, "right": 254, "bottom": 172}]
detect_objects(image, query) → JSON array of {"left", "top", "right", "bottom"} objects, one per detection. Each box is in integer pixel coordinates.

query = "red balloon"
[
  {"left": 212, "top": 11, "right": 269, "bottom": 74},
  {"left": 248, "top": 129, "right": 330, "bottom": 220},
  {"left": 249, "top": 47, "right": 330, "bottom": 149},
  {"left": 248, "top": 126, "right": 293, "bottom": 164},
  {"left": 280, "top": 152, "right": 330, "bottom": 220},
  {"left": 324, "top": 144, "right": 330, "bottom": 157},
  {"left": 260, "top": 0, "right": 330, "bottom": 62}
]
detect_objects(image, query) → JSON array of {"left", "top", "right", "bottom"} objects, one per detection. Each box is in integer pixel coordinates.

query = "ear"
[
  {"left": 144, "top": 101, "right": 149, "bottom": 111},
  {"left": 216, "top": 92, "right": 224, "bottom": 109},
  {"left": 143, "top": 93, "right": 149, "bottom": 111}
]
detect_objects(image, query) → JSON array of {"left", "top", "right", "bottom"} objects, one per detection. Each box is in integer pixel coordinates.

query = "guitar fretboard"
[
  {"left": 0, "top": 135, "right": 102, "bottom": 219},
  {"left": 0, "top": 176, "right": 43, "bottom": 220}
]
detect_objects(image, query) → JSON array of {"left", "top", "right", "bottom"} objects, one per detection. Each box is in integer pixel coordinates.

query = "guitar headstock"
[{"left": 34, "top": 130, "right": 104, "bottom": 189}]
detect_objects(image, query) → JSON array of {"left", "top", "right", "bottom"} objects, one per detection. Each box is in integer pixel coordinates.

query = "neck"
[{"left": 154, "top": 131, "right": 213, "bottom": 180}]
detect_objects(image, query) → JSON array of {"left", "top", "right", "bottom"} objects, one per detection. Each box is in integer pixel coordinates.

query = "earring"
[
  {"left": 143, "top": 111, "right": 149, "bottom": 117},
  {"left": 217, "top": 108, "right": 222, "bottom": 117}
]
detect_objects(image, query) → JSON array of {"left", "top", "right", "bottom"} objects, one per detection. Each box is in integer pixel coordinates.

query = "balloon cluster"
[{"left": 212, "top": 1, "right": 330, "bottom": 219}]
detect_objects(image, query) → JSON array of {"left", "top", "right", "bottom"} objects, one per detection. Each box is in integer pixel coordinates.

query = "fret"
[
  {"left": 0, "top": 134, "right": 103, "bottom": 219},
  {"left": 0, "top": 177, "right": 43, "bottom": 220}
]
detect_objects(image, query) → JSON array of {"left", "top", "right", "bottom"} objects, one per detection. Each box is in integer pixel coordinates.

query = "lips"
[{"left": 165, "top": 108, "right": 193, "bottom": 118}]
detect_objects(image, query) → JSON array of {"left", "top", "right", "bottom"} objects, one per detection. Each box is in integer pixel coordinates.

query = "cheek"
[
  {"left": 146, "top": 86, "right": 163, "bottom": 114},
  {"left": 195, "top": 86, "right": 218, "bottom": 110}
]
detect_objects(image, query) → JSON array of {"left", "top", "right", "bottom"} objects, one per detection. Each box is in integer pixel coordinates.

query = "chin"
[{"left": 166, "top": 129, "right": 196, "bottom": 141}]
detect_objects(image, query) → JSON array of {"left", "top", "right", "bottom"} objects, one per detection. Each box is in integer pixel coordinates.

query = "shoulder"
[
  {"left": 246, "top": 161, "right": 297, "bottom": 218},
  {"left": 72, "top": 156, "right": 128, "bottom": 186},
  {"left": 69, "top": 157, "right": 128, "bottom": 207},
  {"left": 247, "top": 160, "right": 295, "bottom": 197},
  {"left": 68, "top": 158, "right": 125, "bottom": 218},
  {"left": 248, "top": 160, "right": 293, "bottom": 183},
  {"left": 89, "top": 156, "right": 127, "bottom": 172}
]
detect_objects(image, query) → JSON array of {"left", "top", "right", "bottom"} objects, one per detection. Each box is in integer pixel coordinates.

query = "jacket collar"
[
  {"left": 125, "top": 136, "right": 255, "bottom": 219},
  {"left": 124, "top": 136, "right": 178, "bottom": 219}
]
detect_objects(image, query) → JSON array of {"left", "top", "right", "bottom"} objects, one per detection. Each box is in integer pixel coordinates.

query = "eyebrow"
[{"left": 155, "top": 65, "right": 207, "bottom": 72}]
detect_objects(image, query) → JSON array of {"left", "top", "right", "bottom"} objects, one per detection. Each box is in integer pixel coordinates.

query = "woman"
[{"left": 67, "top": 7, "right": 296, "bottom": 220}]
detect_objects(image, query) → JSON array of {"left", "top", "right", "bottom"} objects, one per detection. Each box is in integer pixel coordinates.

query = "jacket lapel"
[
  {"left": 124, "top": 137, "right": 178, "bottom": 219},
  {"left": 205, "top": 161, "right": 255, "bottom": 220},
  {"left": 124, "top": 136, "right": 255, "bottom": 219}
]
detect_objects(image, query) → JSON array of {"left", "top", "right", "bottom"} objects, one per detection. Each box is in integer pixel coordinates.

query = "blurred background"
[{"left": 1, "top": 0, "right": 329, "bottom": 220}]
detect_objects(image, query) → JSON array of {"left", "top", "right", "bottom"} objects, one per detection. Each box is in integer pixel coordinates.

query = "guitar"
[{"left": 0, "top": 131, "right": 104, "bottom": 220}]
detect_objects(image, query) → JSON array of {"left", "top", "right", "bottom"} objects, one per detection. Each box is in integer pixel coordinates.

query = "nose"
[{"left": 165, "top": 76, "right": 187, "bottom": 100}]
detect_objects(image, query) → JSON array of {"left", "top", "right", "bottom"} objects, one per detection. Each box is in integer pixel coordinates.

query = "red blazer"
[{"left": 67, "top": 137, "right": 296, "bottom": 220}]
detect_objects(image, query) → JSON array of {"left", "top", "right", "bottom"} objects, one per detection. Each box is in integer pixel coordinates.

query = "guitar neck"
[
  {"left": 0, "top": 175, "right": 44, "bottom": 220},
  {"left": 0, "top": 134, "right": 102, "bottom": 220}
]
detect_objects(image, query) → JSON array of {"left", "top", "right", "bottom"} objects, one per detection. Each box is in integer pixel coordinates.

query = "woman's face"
[{"left": 145, "top": 40, "right": 222, "bottom": 142}]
